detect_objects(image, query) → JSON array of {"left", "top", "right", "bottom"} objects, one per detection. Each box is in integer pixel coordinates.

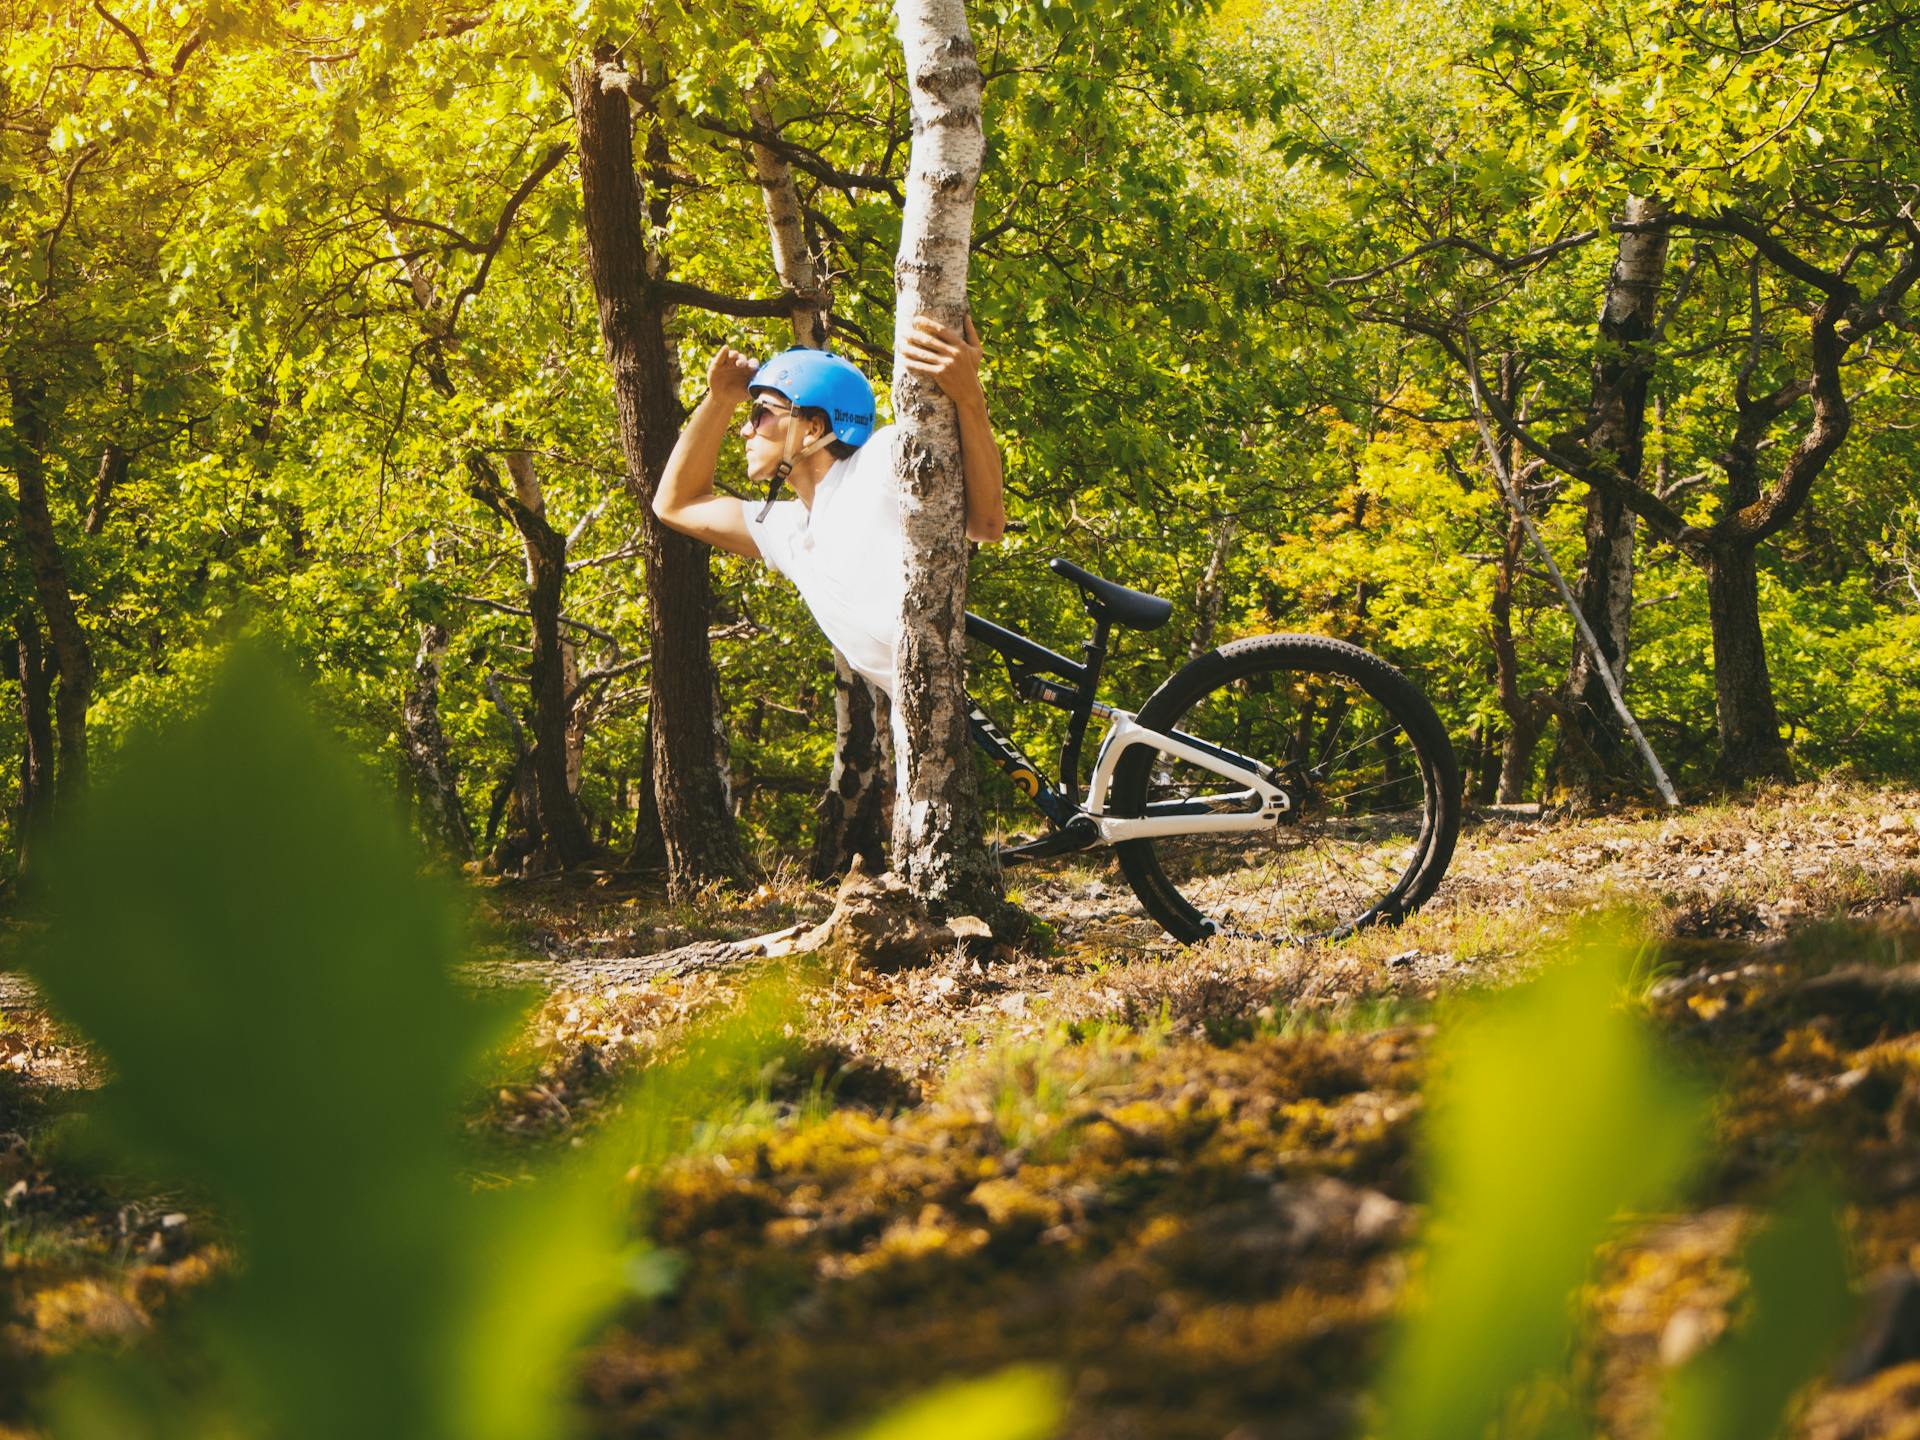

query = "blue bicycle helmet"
[{"left": 750, "top": 349, "right": 876, "bottom": 448}]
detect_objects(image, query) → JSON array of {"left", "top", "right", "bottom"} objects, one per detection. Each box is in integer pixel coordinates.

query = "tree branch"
[
  {"left": 1367, "top": 311, "right": 1694, "bottom": 542},
  {"left": 447, "top": 141, "right": 570, "bottom": 327},
  {"left": 650, "top": 278, "right": 824, "bottom": 317},
  {"left": 696, "top": 116, "right": 904, "bottom": 201},
  {"left": 1841, "top": 211, "right": 1920, "bottom": 343},
  {"left": 1622, "top": 209, "right": 1855, "bottom": 301},
  {"left": 92, "top": 1, "right": 154, "bottom": 77},
  {"left": 451, "top": 592, "right": 619, "bottom": 649},
  {"left": 37, "top": 148, "right": 95, "bottom": 306},
  {"left": 1328, "top": 229, "right": 1599, "bottom": 288},
  {"left": 170, "top": 25, "right": 205, "bottom": 75}
]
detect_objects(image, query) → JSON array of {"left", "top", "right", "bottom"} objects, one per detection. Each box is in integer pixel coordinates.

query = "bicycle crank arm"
[{"left": 992, "top": 815, "right": 1102, "bottom": 865}]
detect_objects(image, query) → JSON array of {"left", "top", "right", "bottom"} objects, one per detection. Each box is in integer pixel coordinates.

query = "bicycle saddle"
[{"left": 1048, "top": 557, "right": 1174, "bottom": 631}]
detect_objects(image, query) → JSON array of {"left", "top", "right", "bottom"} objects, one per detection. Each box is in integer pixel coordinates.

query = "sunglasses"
[{"left": 743, "top": 399, "right": 796, "bottom": 436}]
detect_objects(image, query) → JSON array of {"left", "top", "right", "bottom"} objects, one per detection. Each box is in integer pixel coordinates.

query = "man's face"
[{"left": 741, "top": 395, "right": 825, "bottom": 482}]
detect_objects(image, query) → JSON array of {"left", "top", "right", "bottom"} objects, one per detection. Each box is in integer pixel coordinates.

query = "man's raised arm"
[
  {"left": 653, "top": 348, "right": 762, "bottom": 559},
  {"left": 902, "top": 315, "right": 1006, "bottom": 544}
]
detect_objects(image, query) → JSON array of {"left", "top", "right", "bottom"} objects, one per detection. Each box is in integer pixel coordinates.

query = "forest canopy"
[{"left": 2, "top": 0, "right": 1916, "bottom": 879}]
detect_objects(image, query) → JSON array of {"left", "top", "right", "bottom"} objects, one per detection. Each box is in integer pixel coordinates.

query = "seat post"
[{"left": 1058, "top": 613, "right": 1111, "bottom": 807}]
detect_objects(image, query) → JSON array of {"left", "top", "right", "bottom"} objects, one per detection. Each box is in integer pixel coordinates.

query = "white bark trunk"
[
  {"left": 747, "top": 86, "right": 886, "bottom": 873},
  {"left": 888, "top": 0, "right": 1001, "bottom": 917},
  {"left": 748, "top": 90, "right": 829, "bottom": 349},
  {"left": 1565, "top": 194, "right": 1668, "bottom": 767}
]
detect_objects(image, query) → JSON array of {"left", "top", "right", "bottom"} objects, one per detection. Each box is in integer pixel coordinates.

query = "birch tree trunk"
[
  {"left": 889, "top": 0, "right": 1002, "bottom": 919},
  {"left": 748, "top": 92, "right": 830, "bottom": 350},
  {"left": 746, "top": 87, "right": 891, "bottom": 876},
  {"left": 1557, "top": 194, "right": 1668, "bottom": 796},
  {"left": 401, "top": 621, "right": 473, "bottom": 862},
  {"left": 812, "top": 651, "right": 890, "bottom": 879},
  {"left": 1188, "top": 515, "right": 1237, "bottom": 660}
]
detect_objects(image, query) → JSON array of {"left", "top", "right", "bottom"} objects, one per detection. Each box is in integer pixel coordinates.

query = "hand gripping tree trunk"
[
  {"left": 888, "top": 0, "right": 1003, "bottom": 921},
  {"left": 745, "top": 86, "right": 890, "bottom": 877},
  {"left": 1556, "top": 195, "right": 1668, "bottom": 796},
  {"left": 573, "top": 53, "right": 752, "bottom": 897}
]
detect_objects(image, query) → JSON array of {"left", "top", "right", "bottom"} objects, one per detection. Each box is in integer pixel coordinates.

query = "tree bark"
[
  {"left": 1189, "top": 514, "right": 1237, "bottom": 660},
  {"left": 483, "top": 670, "right": 541, "bottom": 871},
  {"left": 84, "top": 442, "right": 126, "bottom": 536},
  {"left": 1491, "top": 513, "right": 1548, "bottom": 803},
  {"left": 625, "top": 707, "right": 667, "bottom": 870},
  {"left": 748, "top": 89, "right": 830, "bottom": 350},
  {"left": 464, "top": 450, "right": 593, "bottom": 866},
  {"left": 811, "top": 651, "right": 890, "bottom": 880},
  {"left": 1559, "top": 195, "right": 1667, "bottom": 793},
  {"left": 573, "top": 53, "right": 752, "bottom": 897},
  {"left": 401, "top": 621, "right": 473, "bottom": 862},
  {"left": 12, "top": 609, "right": 54, "bottom": 875},
  {"left": 4, "top": 373, "right": 92, "bottom": 803},
  {"left": 745, "top": 89, "right": 890, "bottom": 875},
  {"left": 1705, "top": 541, "right": 1792, "bottom": 782},
  {"left": 500, "top": 449, "right": 594, "bottom": 865},
  {"left": 888, "top": 0, "right": 1003, "bottom": 921}
]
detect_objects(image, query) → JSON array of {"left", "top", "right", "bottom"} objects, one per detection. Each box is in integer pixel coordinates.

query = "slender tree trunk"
[
  {"left": 1559, "top": 196, "right": 1668, "bottom": 794},
  {"left": 748, "top": 89, "right": 830, "bottom": 350},
  {"left": 574, "top": 53, "right": 752, "bottom": 897},
  {"left": 4, "top": 373, "right": 92, "bottom": 802},
  {"left": 1189, "top": 514, "right": 1237, "bottom": 660},
  {"left": 500, "top": 450, "right": 594, "bottom": 865},
  {"left": 1706, "top": 541, "right": 1792, "bottom": 781},
  {"left": 889, "top": 0, "right": 1002, "bottom": 920},
  {"left": 13, "top": 609, "right": 54, "bottom": 875},
  {"left": 746, "top": 90, "right": 889, "bottom": 874},
  {"left": 483, "top": 671, "right": 541, "bottom": 871},
  {"left": 811, "top": 651, "right": 890, "bottom": 879},
  {"left": 401, "top": 621, "right": 473, "bottom": 861},
  {"left": 83, "top": 442, "right": 126, "bottom": 536},
  {"left": 1490, "top": 514, "right": 1545, "bottom": 803},
  {"left": 625, "top": 708, "right": 667, "bottom": 870}
]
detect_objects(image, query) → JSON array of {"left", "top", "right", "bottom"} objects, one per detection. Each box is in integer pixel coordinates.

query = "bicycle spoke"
[
  {"left": 1113, "top": 643, "right": 1455, "bottom": 942},
  {"left": 1317, "top": 722, "right": 1405, "bottom": 774}
]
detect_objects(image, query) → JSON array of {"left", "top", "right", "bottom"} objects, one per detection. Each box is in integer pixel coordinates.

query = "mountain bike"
[{"left": 967, "top": 558, "right": 1461, "bottom": 943}]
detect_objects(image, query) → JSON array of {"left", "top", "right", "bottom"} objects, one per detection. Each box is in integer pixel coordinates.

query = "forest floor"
[{"left": 4, "top": 781, "right": 1920, "bottom": 1437}]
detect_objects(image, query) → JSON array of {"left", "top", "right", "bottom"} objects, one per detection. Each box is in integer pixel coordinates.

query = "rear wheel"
[{"left": 1109, "top": 634, "right": 1460, "bottom": 943}]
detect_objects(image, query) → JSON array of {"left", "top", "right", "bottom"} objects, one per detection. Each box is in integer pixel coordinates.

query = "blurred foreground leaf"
[
  {"left": 25, "top": 646, "right": 630, "bottom": 1439},
  {"left": 1376, "top": 935, "right": 1711, "bottom": 1440},
  {"left": 1664, "top": 1177, "right": 1855, "bottom": 1440},
  {"left": 839, "top": 1364, "right": 1066, "bottom": 1440}
]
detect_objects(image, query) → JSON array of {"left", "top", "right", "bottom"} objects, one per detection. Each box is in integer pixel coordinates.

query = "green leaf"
[
  {"left": 839, "top": 1365, "right": 1068, "bottom": 1440},
  {"left": 1375, "top": 930, "right": 1710, "bottom": 1440},
  {"left": 28, "top": 646, "right": 622, "bottom": 1440},
  {"left": 1664, "top": 1179, "right": 1856, "bottom": 1440}
]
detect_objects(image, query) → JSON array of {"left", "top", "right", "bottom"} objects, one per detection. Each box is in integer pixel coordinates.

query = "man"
[{"left": 652, "top": 316, "right": 1006, "bottom": 778}]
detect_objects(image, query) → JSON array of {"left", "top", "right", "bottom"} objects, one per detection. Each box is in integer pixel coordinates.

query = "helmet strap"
[{"left": 753, "top": 421, "right": 838, "bottom": 523}]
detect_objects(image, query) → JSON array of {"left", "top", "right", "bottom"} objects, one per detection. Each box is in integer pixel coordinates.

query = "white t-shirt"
[{"left": 741, "top": 425, "right": 911, "bottom": 765}]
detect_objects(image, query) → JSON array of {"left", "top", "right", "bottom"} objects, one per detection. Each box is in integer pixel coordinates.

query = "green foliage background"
[{"left": 0, "top": 0, "right": 1915, "bottom": 863}]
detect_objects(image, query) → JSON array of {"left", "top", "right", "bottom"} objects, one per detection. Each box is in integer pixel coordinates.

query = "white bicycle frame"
[{"left": 1083, "top": 709, "right": 1290, "bottom": 843}]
